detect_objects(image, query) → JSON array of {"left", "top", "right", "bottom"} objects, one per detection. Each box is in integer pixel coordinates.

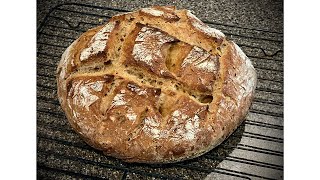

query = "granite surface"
[
  {"left": 37, "top": 0, "right": 283, "bottom": 32},
  {"left": 37, "top": 0, "right": 283, "bottom": 179}
]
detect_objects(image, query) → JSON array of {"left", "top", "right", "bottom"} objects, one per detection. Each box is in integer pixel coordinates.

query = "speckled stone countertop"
[
  {"left": 37, "top": 0, "right": 283, "bottom": 179},
  {"left": 37, "top": 0, "right": 283, "bottom": 32}
]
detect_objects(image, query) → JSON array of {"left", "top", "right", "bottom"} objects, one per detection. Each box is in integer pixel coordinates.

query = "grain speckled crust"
[{"left": 56, "top": 6, "right": 257, "bottom": 163}]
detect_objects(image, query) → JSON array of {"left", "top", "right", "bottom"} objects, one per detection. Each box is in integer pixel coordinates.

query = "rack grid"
[{"left": 37, "top": 3, "right": 283, "bottom": 179}]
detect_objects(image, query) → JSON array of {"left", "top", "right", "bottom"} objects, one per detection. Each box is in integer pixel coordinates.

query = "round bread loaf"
[{"left": 56, "top": 6, "right": 257, "bottom": 163}]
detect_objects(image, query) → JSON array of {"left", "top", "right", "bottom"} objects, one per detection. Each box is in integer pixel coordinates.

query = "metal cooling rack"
[{"left": 37, "top": 3, "right": 283, "bottom": 180}]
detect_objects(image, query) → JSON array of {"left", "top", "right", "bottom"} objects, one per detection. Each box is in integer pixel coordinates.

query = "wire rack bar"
[
  {"left": 42, "top": 11, "right": 283, "bottom": 48},
  {"left": 37, "top": 117, "right": 283, "bottom": 156},
  {"left": 38, "top": 164, "right": 107, "bottom": 180},
  {"left": 39, "top": 30, "right": 282, "bottom": 61},
  {"left": 38, "top": 3, "right": 282, "bottom": 35},
  {"left": 38, "top": 126, "right": 282, "bottom": 172},
  {"left": 37, "top": 3, "right": 283, "bottom": 179},
  {"left": 37, "top": 45, "right": 282, "bottom": 65},
  {"left": 37, "top": 109, "right": 283, "bottom": 149},
  {"left": 207, "top": 155, "right": 282, "bottom": 170},
  {"left": 38, "top": 24, "right": 283, "bottom": 61},
  {"left": 245, "top": 120, "right": 283, "bottom": 130},
  {"left": 121, "top": 171, "right": 128, "bottom": 180},
  {"left": 38, "top": 136, "right": 251, "bottom": 179},
  {"left": 37, "top": 110, "right": 284, "bottom": 159},
  {"left": 49, "top": 6, "right": 283, "bottom": 44},
  {"left": 37, "top": 37, "right": 283, "bottom": 66},
  {"left": 39, "top": 119, "right": 281, "bottom": 158},
  {"left": 38, "top": 150, "right": 181, "bottom": 180}
]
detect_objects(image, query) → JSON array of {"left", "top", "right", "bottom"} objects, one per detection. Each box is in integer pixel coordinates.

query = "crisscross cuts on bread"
[{"left": 56, "top": 6, "right": 257, "bottom": 163}]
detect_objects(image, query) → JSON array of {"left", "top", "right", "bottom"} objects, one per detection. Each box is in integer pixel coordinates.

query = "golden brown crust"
[{"left": 56, "top": 6, "right": 257, "bottom": 163}]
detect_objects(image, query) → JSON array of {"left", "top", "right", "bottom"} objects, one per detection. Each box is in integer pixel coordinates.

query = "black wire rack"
[{"left": 37, "top": 3, "right": 283, "bottom": 180}]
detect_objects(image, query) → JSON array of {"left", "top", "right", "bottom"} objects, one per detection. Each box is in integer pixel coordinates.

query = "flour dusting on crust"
[
  {"left": 231, "top": 42, "right": 256, "bottom": 102},
  {"left": 80, "top": 21, "right": 116, "bottom": 61},
  {"left": 72, "top": 109, "right": 80, "bottom": 118},
  {"left": 187, "top": 11, "right": 225, "bottom": 39},
  {"left": 172, "top": 110, "right": 181, "bottom": 117},
  {"left": 141, "top": 8, "right": 164, "bottom": 17},
  {"left": 57, "top": 6, "right": 257, "bottom": 163},
  {"left": 71, "top": 80, "right": 101, "bottom": 110},
  {"left": 126, "top": 108, "right": 137, "bottom": 121},
  {"left": 181, "top": 46, "right": 206, "bottom": 67},
  {"left": 142, "top": 109, "right": 201, "bottom": 141},
  {"left": 162, "top": 7, "right": 175, "bottom": 11},
  {"left": 169, "top": 110, "right": 200, "bottom": 142},
  {"left": 113, "top": 12, "right": 130, "bottom": 18},
  {"left": 184, "top": 114, "right": 200, "bottom": 140},
  {"left": 127, "top": 83, "right": 147, "bottom": 95},
  {"left": 196, "top": 59, "right": 218, "bottom": 72},
  {"left": 182, "top": 46, "right": 218, "bottom": 72},
  {"left": 142, "top": 116, "right": 161, "bottom": 139},
  {"left": 58, "top": 46, "right": 71, "bottom": 81},
  {"left": 89, "top": 81, "right": 104, "bottom": 91},
  {"left": 111, "top": 93, "right": 127, "bottom": 107},
  {"left": 140, "top": 7, "right": 178, "bottom": 19},
  {"left": 58, "top": 43, "right": 73, "bottom": 106},
  {"left": 133, "top": 26, "right": 175, "bottom": 66},
  {"left": 234, "top": 42, "right": 254, "bottom": 69}
]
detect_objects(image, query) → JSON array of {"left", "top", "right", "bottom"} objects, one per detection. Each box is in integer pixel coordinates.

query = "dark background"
[
  {"left": 37, "top": 0, "right": 283, "bottom": 179},
  {"left": 37, "top": 0, "right": 283, "bottom": 32}
]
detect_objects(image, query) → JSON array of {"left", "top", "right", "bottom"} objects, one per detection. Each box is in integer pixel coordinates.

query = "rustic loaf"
[{"left": 56, "top": 6, "right": 257, "bottom": 163}]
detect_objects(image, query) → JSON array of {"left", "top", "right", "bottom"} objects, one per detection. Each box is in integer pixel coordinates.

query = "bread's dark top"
[{"left": 56, "top": 6, "right": 257, "bottom": 163}]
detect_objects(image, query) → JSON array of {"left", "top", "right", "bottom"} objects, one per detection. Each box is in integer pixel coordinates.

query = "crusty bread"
[{"left": 56, "top": 6, "right": 257, "bottom": 163}]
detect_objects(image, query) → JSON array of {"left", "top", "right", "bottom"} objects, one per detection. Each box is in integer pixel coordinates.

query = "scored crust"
[{"left": 56, "top": 6, "right": 257, "bottom": 163}]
